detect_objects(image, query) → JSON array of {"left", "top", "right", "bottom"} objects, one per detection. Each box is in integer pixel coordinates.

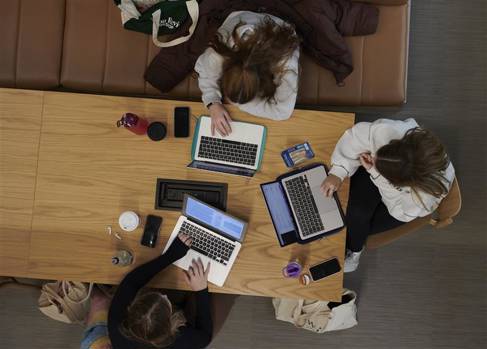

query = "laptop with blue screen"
[{"left": 163, "top": 195, "right": 247, "bottom": 287}]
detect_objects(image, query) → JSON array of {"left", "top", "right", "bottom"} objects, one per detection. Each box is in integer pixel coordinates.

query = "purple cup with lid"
[{"left": 282, "top": 261, "right": 302, "bottom": 278}]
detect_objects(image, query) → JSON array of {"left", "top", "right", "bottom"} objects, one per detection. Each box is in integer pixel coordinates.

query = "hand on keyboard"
[
  {"left": 178, "top": 233, "right": 192, "bottom": 247},
  {"left": 209, "top": 103, "right": 233, "bottom": 136},
  {"left": 184, "top": 258, "right": 211, "bottom": 291}
]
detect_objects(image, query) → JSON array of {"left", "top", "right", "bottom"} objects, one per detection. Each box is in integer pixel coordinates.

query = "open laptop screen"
[
  {"left": 261, "top": 182, "right": 296, "bottom": 236},
  {"left": 184, "top": 196, "right": 246, "bottom": 241}
]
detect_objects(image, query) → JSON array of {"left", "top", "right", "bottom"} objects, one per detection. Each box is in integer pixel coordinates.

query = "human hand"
[
  {"left": 209, "top": 103, "right": 232, "bottom": 136},
  {"left": 320, "top": 174, "right": 343, "bottom": 197},
  {"left": 177, "top": 233, "right": 192, "bottom": 248},
  {"left": 359, "top": 153, "right": 374, "bottom": 171},
  {"left": 184, "top": 258, "right": 210, "bottom": 291}
]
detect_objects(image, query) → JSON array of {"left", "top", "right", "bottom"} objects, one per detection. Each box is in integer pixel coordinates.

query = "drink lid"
[
  {"left": 119, "top": 211, "right": 140, "bottom": 232},
  {"left": 282, "top": 261, "right": 302, "bottom": 278},
  {"left": 117, "top": 113, "right": 138, "bottom": 128},
  {"left": 147, "top": 122, "right": 167, "bottom": 141}
]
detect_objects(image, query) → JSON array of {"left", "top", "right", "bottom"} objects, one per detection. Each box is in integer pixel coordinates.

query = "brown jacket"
[{"left": 145, "top": 0, "right": 378, "bottom": 93}]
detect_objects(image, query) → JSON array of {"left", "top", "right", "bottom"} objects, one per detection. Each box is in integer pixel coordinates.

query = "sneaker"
[{"left": 344, "top": 249, "right": 363, "bottom": 273}]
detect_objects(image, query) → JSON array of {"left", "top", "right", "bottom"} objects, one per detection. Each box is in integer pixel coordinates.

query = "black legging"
[{"left": 346, "top": 167, "right": 405, "bottom": 252}]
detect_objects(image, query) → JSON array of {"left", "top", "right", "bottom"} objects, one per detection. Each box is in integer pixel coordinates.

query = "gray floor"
[{"left": 1, "top": 1, "right": 486, "bottom": 348}]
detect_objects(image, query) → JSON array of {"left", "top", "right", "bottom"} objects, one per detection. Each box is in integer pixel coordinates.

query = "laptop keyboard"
[
  {"left": 179, "top": 221, "right": 236, "bottom": 266},
  {"left": 285, "top": 175, "right": 324, "bottom": 237},
  {"left": 198, "top": 136, "right": 258, "bottom": 166}
]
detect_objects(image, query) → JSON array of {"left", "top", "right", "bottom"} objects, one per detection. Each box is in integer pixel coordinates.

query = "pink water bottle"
[{"left": 116, "top": 113, "right": 149, "bottom": 135}]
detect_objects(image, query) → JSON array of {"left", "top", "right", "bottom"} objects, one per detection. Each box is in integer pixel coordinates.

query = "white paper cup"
[{"left": 118, "top": 211, "right": 140, "bottom": 232}]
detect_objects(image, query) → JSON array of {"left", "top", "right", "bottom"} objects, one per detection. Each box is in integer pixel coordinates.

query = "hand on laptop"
[
  {"left": 209, "top": 102, "right": 232, "bottom": 137},
  {"left": 184, "top": 258, "right": 211, "bottom": 291},
  {"left": 178, "top": 233, "right": 192, "bottom": 247},
  {"left": 321, "top": 174, "right": 342, "bottom": 197}
]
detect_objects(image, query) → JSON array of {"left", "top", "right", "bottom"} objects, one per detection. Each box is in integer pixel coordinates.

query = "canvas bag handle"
[
  {"left": 39, "top": 282, "right": 84, "bottom": 324},
  {"left": 62, "top": 281, "right": 94, "bottom": 304},
  {"left": 151, "top": 0, "right": 199, "bottom": 47}
]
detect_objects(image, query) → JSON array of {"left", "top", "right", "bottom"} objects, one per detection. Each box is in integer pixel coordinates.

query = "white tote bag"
[
  {"left": 38, "top": 281, "right": 93, "bottom": 324},
  {"left": 272, "top": 289, "right": 358, "bottom": 333}
]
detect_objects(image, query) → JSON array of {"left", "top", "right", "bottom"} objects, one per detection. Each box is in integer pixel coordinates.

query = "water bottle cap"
[
  {"left": 112, "top": 257, "right": 120, "bottom": 265},
  {"left": 117, "top": 113, "right": 138, "bottom": 128},
  {"left": 147, "top": 122, "right": 167, "bottom": 141}
]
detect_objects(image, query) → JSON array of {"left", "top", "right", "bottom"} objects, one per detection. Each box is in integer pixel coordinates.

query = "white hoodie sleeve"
[
  {"left": 194, "top": 47, "right": 224, "bottom": 107},
  {"left": 329, "top": 118, "right": 420, "bottom": 181},
  {"left": 329, "top": 122, "right": 373, "bottom": 180}
]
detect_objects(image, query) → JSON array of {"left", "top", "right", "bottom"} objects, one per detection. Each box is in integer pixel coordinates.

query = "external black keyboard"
[
  {"left": 179, "top": 221, "right": 236, "bottom": 265},
  {"left": 198, "top": 136, "right": 258, "bottom": 166},
  {"left": 285, "top": 175, "right": 324, "bottom": 237}
]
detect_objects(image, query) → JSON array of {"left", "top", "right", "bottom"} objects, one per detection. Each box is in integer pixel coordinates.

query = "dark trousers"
[{"left": 346, "top": 167, "right": 405, "bottom": 252}]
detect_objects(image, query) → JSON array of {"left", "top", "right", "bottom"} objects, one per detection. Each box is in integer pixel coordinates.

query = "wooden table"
[{"left": 0, "top": 88, "right": 354, "bottom": 301}]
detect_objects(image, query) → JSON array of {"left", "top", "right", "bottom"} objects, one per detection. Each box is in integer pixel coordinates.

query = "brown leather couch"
[{"left": 0, "top": 0, "right": 410, "bottom": 107}]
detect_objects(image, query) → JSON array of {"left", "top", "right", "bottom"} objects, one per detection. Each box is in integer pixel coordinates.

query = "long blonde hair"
[
  {"left": 210, "top": 16, "right": 299, "bottom": 104},
  {"left": 375, "top": 127, "right": 450, "bottom": 198}
]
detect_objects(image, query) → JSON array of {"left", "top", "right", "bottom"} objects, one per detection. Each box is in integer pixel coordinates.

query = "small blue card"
[{"left": 281, "top": 141, "right": 315, "bottom": 168}]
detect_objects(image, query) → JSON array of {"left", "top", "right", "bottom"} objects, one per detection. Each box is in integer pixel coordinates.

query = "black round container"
[{"left": 147, "top": 122, "right": 167, "bottom": 141}]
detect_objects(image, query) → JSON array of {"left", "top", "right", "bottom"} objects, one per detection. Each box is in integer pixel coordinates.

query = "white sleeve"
[
  {"left": 366, "top": 167, "right": 422, "bottom": 222},
  {"left": 194, "top": 47, "right": 224, "bottom": 107},
  {"left": 237, "top": 48, "right": 300, "bottom": 120},
  {"left": 329, "top": 122, "right": 373, "bottom": 180}
]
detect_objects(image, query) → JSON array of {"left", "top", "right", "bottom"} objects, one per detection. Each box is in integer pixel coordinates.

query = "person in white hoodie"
[
  {"left": 321, "top": 119, "right": 455, "bottom": 272},
  {"left": 194, "top": 11, "right": 300, "bottom": 136}
]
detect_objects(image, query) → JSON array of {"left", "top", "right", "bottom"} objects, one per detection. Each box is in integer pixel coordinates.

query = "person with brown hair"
[
  {"left": 321, "top": 119, "right": 455, "bottom": 272},
  {"left": 195, "top": 11, "right": 300, "bottom": 136},
  {"left": 106, "top": 233, "right": 215, "bottom": 349}
]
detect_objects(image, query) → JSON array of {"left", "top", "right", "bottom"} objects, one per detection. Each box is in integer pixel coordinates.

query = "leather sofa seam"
[{"left": 14, "top": 0, "right": 22, "bottom": 88}]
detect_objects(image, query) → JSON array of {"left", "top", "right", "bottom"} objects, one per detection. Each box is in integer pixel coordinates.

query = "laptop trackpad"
[
  {"left": 311, "top": 183, "right": 344, "bottom": 231},
  {"left": 308, "top": 168, "right": 344, "bottom": 231}
]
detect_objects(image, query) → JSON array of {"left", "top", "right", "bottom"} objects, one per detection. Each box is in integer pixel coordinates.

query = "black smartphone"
[
  {"left": 174, "top": 107, "right": 190, "bottom": 137},
  {"left": 141, "top": 215, "right": 162, "bottom": 248},
  {"left": 309, "top": 257, "right": 341, "bottom": 282}
]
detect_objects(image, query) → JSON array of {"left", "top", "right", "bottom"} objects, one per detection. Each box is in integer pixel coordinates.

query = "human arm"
[
  {"left": 185, "top": 259, "right": 213, "bottom": 338},
  {"left": 370, "top": 162, "right": 456, "bottom": 222},
  {"left": 358, "top": 152, "right": 424, "bottom": 222},
  {"left": 329, "top": 122, "right": 374, "bottom": 181},
  {"left": 170, "top": 288, "right": 213, "bottom": 349},
  {"left": 195, "top": 48, "right": 233, "bottom": 136},
  {"left": 107, "top": 236, "right": 190, "bottom": 348},
  {"left": 195, "top": 47, "right": 224, "bottom": 108},
  {"left": 171, "top": 258, "right": 213, "bottom": 348}
]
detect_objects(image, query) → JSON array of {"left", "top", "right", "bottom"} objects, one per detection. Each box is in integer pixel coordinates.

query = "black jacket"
[{"left": 145, "top": 0, "right": 378, "bottom": 92}]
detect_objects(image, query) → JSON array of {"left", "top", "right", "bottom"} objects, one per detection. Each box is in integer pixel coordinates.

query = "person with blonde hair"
[
  {"left": 80, "top": 234, "right": 215, "bottom": 349},
  {"left": 195, "top": 11, "right": 300, "bottom": 136},
  {"left": 322, "top": 119, "right": 455, "bottom": 272}
]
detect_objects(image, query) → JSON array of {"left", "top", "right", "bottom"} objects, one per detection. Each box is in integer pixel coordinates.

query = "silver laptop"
[
  {"left": 281, "top": 165, "right": 344, "bottom": 240},
  {"left": 188, "top": 116, "right": 266, "bottom": 177},
  {"left": 163, "top": 195, "right": 248, "bottom": 287}
]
